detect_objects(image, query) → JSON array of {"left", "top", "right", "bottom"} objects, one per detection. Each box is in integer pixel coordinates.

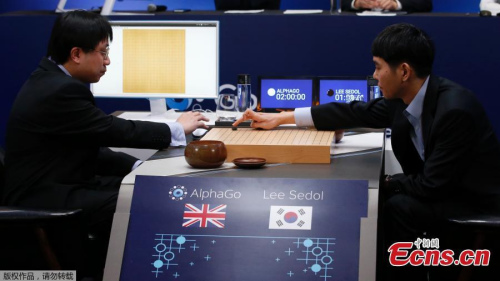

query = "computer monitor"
[
  {"left": 318, "top": 77, "right": 369, "bottom": 105},
  {"left": 91, "top": 21, "right": 219, "bottom": 115},
  {"left": 257, "top": 76, "right": 315, "bottom": 112}
]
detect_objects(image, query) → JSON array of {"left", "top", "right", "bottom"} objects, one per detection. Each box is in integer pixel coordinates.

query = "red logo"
[{"left": 388, "top": 238, "right": 490, "bottom": 266}]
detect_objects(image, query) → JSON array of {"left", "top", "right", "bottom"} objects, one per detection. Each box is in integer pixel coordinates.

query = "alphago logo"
[
  {"left": 169, "top": 185, "right": 188, "bottom": 201},
  {"left": 267, "top": 88, "right": 276, "bottom": 97}
]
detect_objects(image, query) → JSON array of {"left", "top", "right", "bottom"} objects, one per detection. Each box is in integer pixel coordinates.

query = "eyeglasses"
[{"left": 91, "top": 48, "right": 110, "bottom": 60}]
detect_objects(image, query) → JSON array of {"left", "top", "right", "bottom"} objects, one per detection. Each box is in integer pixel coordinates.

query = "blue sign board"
[
  {"left": 121, "top": 176, "right": 368, "bottom": 281},
  {"left": 260, "top": 78, "right": 314, "bottom": 109},
  {"left": 319, "top": 79, "right": 368, "bottom": 104}
]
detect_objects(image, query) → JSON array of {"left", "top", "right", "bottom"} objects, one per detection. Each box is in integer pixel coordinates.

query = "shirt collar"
[
  {"left": 48, "top": 56, "right": 72, "bottom": 77},
  {"left": 405, "top": 76, "right": 430, "bottom": 120}
]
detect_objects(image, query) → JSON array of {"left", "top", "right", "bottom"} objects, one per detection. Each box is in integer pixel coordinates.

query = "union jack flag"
[{"left": 182, "top": 204, "right": 227, "bottom": 228}]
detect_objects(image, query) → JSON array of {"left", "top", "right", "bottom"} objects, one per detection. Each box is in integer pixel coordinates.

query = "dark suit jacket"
[
  {"left": 341, "top": 0, "right": 432, "bottom": 13},
  {"left": 312, "top": 75, "right": 500, "bottom": 200},
  {"left": 214, "top": 0, "right": 281, "bottom": 10},
  {"left": 3, "top": 57, "right": 173, "bottom": 207}
]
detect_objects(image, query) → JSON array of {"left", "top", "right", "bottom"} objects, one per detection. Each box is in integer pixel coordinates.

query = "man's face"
[
  {"left": 372, "top": 56, "right": 402, "bottom": 100},
  {"left": 78, "top": 39, "right": 110, "bottom": 83}
]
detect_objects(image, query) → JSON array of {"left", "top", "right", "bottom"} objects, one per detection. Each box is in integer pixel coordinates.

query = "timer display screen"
[
  {"left": 319, "top": 79, "right": 368, "bottom": 104},
  {"left": 260, "top": 78, "right": 313, "bottom": 109}
]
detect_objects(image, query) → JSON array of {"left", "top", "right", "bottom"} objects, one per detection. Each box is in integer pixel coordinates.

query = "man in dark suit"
[
  {"left": 341, "top": 0, "right": 432, "bottom": 13},
  {"left": 3, "top": 10, "right": 208, "bottom": 278},
  {"left": 235, "top": 23, "right": 500, "bottom": 280}
]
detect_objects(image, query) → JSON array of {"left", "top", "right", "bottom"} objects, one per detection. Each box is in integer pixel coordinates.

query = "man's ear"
[
  {"left": 69, "top": 47, "right": 82, "bottom": 64},
  {"left": 400, "top": 63, "right": 412, "bottom": 82}
]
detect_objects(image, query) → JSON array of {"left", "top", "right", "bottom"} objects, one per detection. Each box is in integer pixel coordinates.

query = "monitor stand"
[
  {"left": 55, "top": 0, "right": 68, "bottom": 12},
  {"left": 55, "top": 0, "right": 113, "bottom": 13},
  {"left": 101, "top": 0, "right": 116, "bottom": 15},
  {"left": 148, "top": 98, "right": 179, "bottom": 120},
  {"left": 149, "top": 98, "right": 168, "bottom": 116}
]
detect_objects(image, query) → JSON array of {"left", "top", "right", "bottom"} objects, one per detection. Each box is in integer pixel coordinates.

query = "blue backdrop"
[
  {"left": 0, "top": 0, "right": 484, "bottom": 14},
  {"left": 1, "top": 11, "right": 499, "bottom": 147}
]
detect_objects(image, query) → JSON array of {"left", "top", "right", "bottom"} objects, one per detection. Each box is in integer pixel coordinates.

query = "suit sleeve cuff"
[
  {"left": 132, "top": 160, "right": 143, "bottom": 171},
  {"left": 294, "top": 107, "right": 315, "bottom": 127},
  {"left": 351, "top": 0, "right": 360, "bottom": 9},
  {"left": 169, "top": 122, "right": 187, "bottom": 147},
  {"left": 395, "top": 0, "right": 402, "bottom": 10}
]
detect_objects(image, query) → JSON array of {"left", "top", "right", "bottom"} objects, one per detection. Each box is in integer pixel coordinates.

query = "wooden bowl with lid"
[{"left": 184, "top": 140, "right": 227, "bottom": 168}]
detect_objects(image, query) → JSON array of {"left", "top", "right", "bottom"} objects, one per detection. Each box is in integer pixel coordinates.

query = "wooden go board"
[{"left": 201, "top": 127, "right": 335, "bottom": 163}]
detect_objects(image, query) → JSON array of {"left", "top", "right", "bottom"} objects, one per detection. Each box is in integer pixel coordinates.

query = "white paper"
[
  {"left": 356, "top": 11, "right": 397, "bottom": 16},
  {"left": 283, "top": 9, "right": 323, "bottom": 14},
  {"left": 224, "top": 9, "right": 264, "bottom": 13}
]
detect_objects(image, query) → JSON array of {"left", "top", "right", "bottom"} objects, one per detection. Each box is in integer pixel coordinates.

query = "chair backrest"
[
  {"left": 0, "top": 146, "right": 5, "bottom": 202},
  {"left": 0, "top": 146, "right": 4, "bottom": 165}
]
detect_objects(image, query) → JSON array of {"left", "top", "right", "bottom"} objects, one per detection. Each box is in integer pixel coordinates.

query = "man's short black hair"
[
  {"left": 371, "top": 23, "right": 434, "bottom": 78},
  {"left": 47, "top": 10, "right": 113, "bottom": 65}
]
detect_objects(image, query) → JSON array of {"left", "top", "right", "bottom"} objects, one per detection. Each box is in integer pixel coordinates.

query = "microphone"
[{"left": 147, "top": 4, "right": 167, "bottom": 12}]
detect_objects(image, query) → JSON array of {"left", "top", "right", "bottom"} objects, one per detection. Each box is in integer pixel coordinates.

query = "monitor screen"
[
  {"left": 91, "top": 21, "right": 219, "bottom": 100},
  {"left": 258, "top": 77, "right": 314, "bottom": 111},
  {"left": 318, "top": 77, "right": 368, "bottom": 104}
]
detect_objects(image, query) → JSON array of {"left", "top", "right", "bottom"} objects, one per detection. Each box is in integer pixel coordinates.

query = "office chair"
[
  {"left": 0, "top": 145, "right": 82, "bottom": 270},
  {"left": 445, "top": 215, "right": 500, "bottom": 281}
]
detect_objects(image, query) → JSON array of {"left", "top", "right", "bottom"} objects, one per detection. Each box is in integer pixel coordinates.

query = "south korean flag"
[{"left": 268, "top": 206, "right": 313, "bottom": 230}]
